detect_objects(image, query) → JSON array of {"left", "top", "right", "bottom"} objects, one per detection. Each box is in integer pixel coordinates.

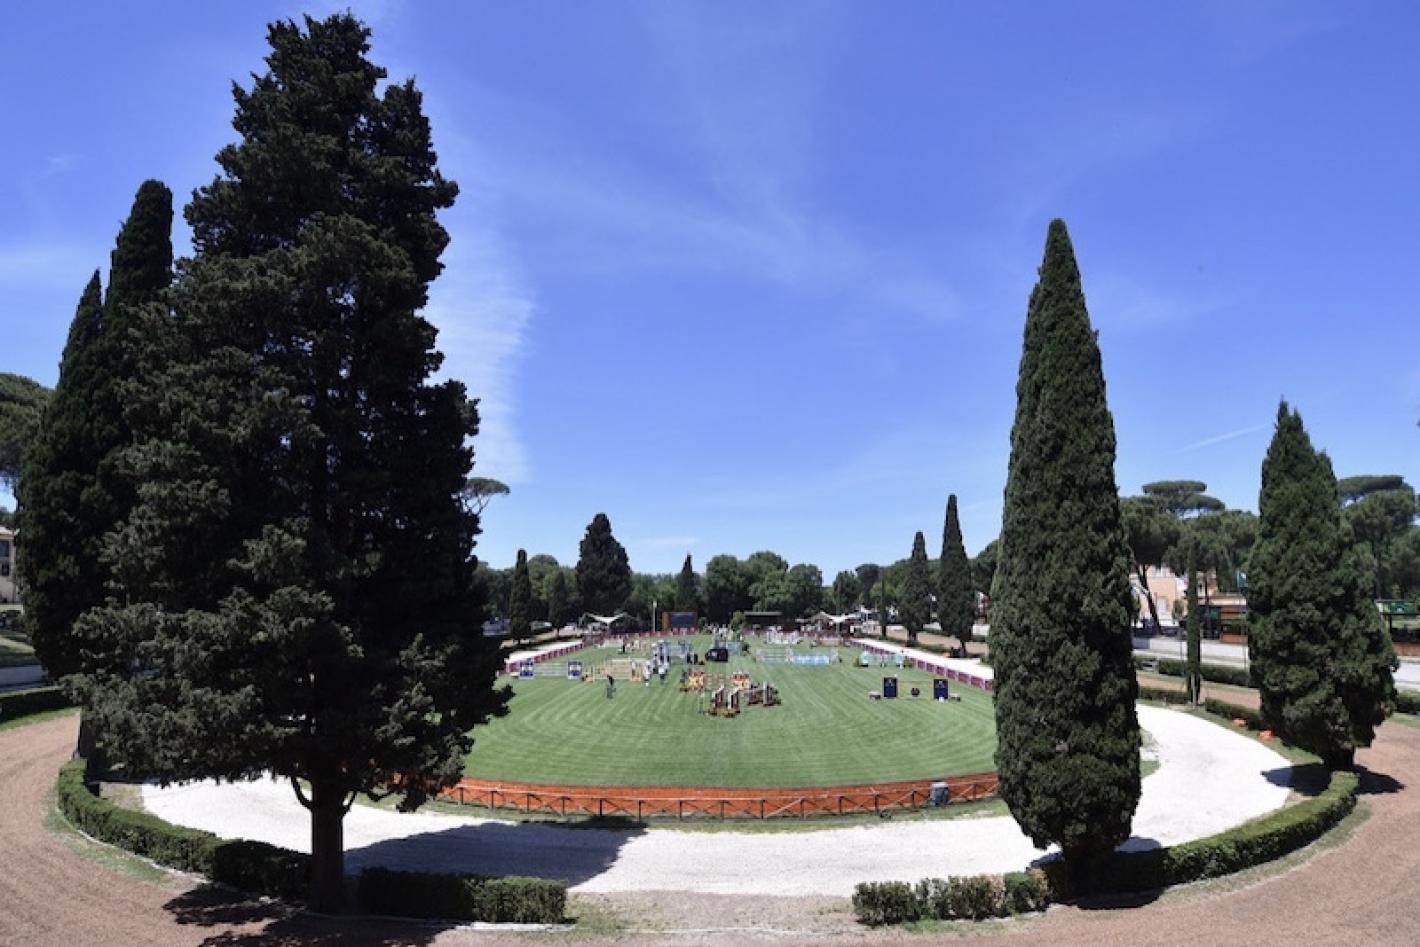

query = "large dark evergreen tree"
[
  {"left": 1248, "top": 403, "right": 1396, "bottom": 769},
  {"left": 509, "top": 549, "right": 531, "bottom": 640},
  {"left": 546, "top": 569, "right": 571, "bottom": 628},
  {"left": 0, "top": 373, "right": 52, "bottom": 490},
  {"left": 72, "top": 16, "right": 508, "bottom": 912},
  {"left": 990, "top": 219, "right": 1140, "bottom": 867},
  {"left": 576, "top": 512, "right": 631, "bottom": 614},
  {"left": 675, "top": 554, "right": 699, "bottom": 612},
  {"left": 898, "top": 532, "right": 932, "bottom": 644},
  {"left": 19, "top": 181, "right": 173, "bottom": 754},
  {"left": 938, "top": 494, "right": 974, "bottom": 651}
]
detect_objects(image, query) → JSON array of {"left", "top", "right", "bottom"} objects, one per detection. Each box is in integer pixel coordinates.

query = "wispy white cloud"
[
  {"left": 1179, "top": 423, "right": 1269, "bottom": 452},
  {"left": 0, "top": 242, "right": 99, "bottom": 290},
  {"left": 425, "top": 209, "right": 534, "bottom": 485},
  {"left": 1088, "top": 271, "right": 1241, "bottom": 330}
]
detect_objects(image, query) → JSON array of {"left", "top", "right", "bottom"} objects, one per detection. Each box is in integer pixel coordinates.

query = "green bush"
[
  {"left": 1044, "top": 770, "right": 1358, "bottom": 898},
  {"left": 0, "top": 686, "right": 73, "bottom": 721},
  {"left": 1137, "top": 685, "right": 1190, "bottom": 705},
  {"left": 855, "top": 871, "right": 1048, "bottom": 925},
  {"left": 1002, "top": 870, "right": 1051, "bottom": 913},
  {"left": 212, "top": 839, "right": 310, "bottom": 900},
  {"left": 57, "top": 759, "right": 309, "bottom": 900},
  {"left": 1204, "top": 698, "right": 1265, "bottom": 730},
  {"left": 357, "top": 867, "right": 567, "bottom": 923},
  {"left": 1394, "top": 690, "right": 1420, "bottom": 716},
  {"left": 947, "top": 874, "right": 1006, "bottom": 919},
  {"left": 852, "top": 880, "right": 921, "bottom": 925},
  {"left": 1133, "top": 655, "right": 1252, "bottom": 687}
]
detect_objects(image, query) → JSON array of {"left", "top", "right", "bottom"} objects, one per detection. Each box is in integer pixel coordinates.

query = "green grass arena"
[{"left": 463, "top": 636, "right": 997, "bottom": 788}]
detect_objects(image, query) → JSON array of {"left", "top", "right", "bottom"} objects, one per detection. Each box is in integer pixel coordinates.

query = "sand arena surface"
[{"left": 140, "top": 705, "right": 1289, "bottom": 896}]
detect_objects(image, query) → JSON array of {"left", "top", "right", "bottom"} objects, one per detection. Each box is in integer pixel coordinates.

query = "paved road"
[{"left": 1133, "top": 635, "right": 1420, "bottom": 688}]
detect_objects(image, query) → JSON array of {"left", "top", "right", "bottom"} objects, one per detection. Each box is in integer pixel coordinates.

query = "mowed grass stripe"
[{"left": 465, "top": 637, "right": 997, "bottom": 787}]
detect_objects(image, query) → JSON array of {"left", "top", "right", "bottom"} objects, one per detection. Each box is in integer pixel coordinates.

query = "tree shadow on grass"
[{"left": 163, "top": 884, "right": 451, "bottom": 947}]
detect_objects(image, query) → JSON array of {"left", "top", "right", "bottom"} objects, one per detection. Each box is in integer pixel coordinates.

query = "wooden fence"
[{"left": 438, "top": 771, "right": 998, "bottom": 820}]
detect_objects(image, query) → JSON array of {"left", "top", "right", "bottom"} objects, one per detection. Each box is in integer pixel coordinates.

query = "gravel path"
[
  {"left": 141, "top": 705, "right": 1289, "bottom": 896},
  {"left": 8, "top": 708, "right": 1419, "bottom": 945}
]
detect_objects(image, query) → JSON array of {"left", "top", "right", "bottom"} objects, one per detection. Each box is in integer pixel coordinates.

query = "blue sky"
[{"left": 2, "top": 2, "right": 1418, "bottom": 578}]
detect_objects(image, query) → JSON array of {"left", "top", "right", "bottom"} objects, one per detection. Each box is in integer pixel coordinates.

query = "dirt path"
[{"left": 4, "top": 712, "right": 1419, "bottom": 946}]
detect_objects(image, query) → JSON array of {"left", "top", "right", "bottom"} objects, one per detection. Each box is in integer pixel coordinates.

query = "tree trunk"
[
  {"left": 308, "top": 780, "right": 347, "bottom": 914},
  {"left": 1185, "top": 557, "right": 1202, "bottom": 704},
  {"left": 1136, "top": 565, "right": 1162, "bottom": 633},
  {"left": 1323, "top": 747, "right": 1356, "bottom": 772},
  {"left": 75, "top": 708, "right": 98, "bottom": 760}
]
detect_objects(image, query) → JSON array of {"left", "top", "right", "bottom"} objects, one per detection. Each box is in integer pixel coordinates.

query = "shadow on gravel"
[
  {"left": 1264, "top": 763, "right": 1330, "bottom": 796},
  {"left": 346, "top": 814, "right": 648, "bottom": 886},
  {"left": 1357, "top": 767, "right": 1404, "bottom": 795},
  {"left": 164, "top": 884, "right": 449, "bottom": 947}
]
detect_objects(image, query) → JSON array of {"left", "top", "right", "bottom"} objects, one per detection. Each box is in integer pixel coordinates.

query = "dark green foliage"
[
  {"left": 1338, "top": 474, "right": 1410, "bottom": 505},
  {"left": 898, "top": 532, "right": 932, "bottom": 643},
  {"left": 509, "top": 549, "right": 532, "bottom": 639},
  {"left": 1141, "top": 481, "right": 1226, "bottom": 518},
  {"left": 546, "top": 569, "right": 571, "bottom": 627},
  {"left": 675, "top": 554, "right": 699, "bottom": 612},
  {"left": 1393, "top": 690, "right": 1420, "bottom": 715},
  {"left": 990, "top": 220, "right": 1140, "bottom": 864},
  {"left": 831, "top": 570, "right": 862, "bottom": 613},
  {"left": 71, "top": 15, "right": 508, "bottom": 912},
  {"left": 212, "top": 840, "right": 311, "bottom": 901},
  {"left": 970, "top": 540, "right": 997, "bottom": 598},
  {"left": 938, "top": 495, "right": 974, "bottom": 648},
  {"left": 705, "top": 555, "right": 752, "bottom": 623},
  {"left": 462, "top": 476, "right": 510, "bottom": 515},
  {"left": 0, "top": 686, "right": 74, "bottom": 721},
  {"left": 1203, "top": 698, "right": 1265, "bottom": 730},
  {"left": 576, "top": 513, "right": 632, "bottom": 614},
  {"left": 852, "top": 881, "right": 919, "bottom": 925},
  {"left": 1132, "top": 655, "right": 1253, "bottom": 688},
  {"left": 855, "top": 563, "right": 881, "bottom": 600},
  {"left": 21, "top": 181, "right": 173, "bottom": 690},
  {"left": 1248, "top": 403, "right": 1396, "bottom": 768},
  {"left": 988, "top": 220, "right": 1141, "bottom": 868},
  {"left": 1343, "top": 481, "right": 1416, "bottom": 597},
  {"left": 1044, "top": 770, "right": 1358, "bottom": 898},
  {"left": 1136, "top": 685, "right": 1191, "bottom": 706},
  {"left": 1185, "top": 560, "right": 1202, "bottom": 702},
  {"left": 356, "top": 867, "right": 567, "bottom": 922},
  {"left": 0, "top": 373, "right": 52, "bottom": 489},
  {"left": 852, "top": 871, "right": 1050, "bottom": 926}
]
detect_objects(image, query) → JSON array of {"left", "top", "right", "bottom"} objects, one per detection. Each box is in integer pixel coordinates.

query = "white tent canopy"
[{"left": 583, "top": 612, "right": 630, "bottom": 628}]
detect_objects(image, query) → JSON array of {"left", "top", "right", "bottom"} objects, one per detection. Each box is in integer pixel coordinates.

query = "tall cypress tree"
[
  {"left": 675, "top": 554, "right": 699, "bottom": 612},
  {"left": 991, "top": 219, "right": 1140, "bottom": 867},
  {"left": 938, "top": 494, "right": 974, "bottom": 651},
  {"left": 20, "top": 181, "right": 173, "bottom": 755},
  {"left": 898, "top": 531, "right": 932, "bottom": 644},
  {"left": 547, "top": 569, "right": 570, "bottom": 629},
  {"left": 576, "top": 512, "right": 631, "bottom": 614},
  {"left": 73, "top": 15, "right": 508, "bottom": 912},
  {"left": 1249, "top": 402, "right": 1396, "bottom": 769},
  {"left": 509, "top": 549, "right": 532, "bottom": 640}
]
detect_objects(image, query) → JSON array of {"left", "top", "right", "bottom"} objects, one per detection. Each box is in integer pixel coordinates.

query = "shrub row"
[
  {"left": 1044, "top": 769, "right": 1359, "bottom": 898},
  {"left": 1133, "top": 654, "right": 1253, "bottom": 688},
  {"left": 357, "top": 867, "right": 567, "bottom": 923},
  {"left": 852, "top": 870, "right": 1049, "bottom": 926},
  {"left": 0, "top": 686, "right": 72, "bottom": 721},
  {"left": 1395, "top": 690, "right": 1420, "bottom": 716},
  {"left": 1204, "top": 698, "right": 1265, "bottom": 730},
  {"left": 57, "top": 760, "right": 566, "bottom": 921}
]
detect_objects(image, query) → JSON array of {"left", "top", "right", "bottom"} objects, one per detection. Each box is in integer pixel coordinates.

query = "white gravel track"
[{"left": 142, "top": 705, "right": 1291, "bottom": 897}]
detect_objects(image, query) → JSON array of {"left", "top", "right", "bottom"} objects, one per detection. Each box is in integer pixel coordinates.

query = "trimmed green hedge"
[
  {"left": 0, "top": 686, "right": 72, "bottom": 721},
  {"left": 856, "top": 753, "right": 1360, "bottom": 924},
  {"left": 58, "top": 760, "right": 564, "bottom": 920},
  {"left": 1044, "top": 770, "right": 1359, "bottom": 898},
  {"left": 852, "top": 871, "right": 1049, "bottom": 926},
  {"left": 357, "top": 867, "right": 567, "bottom": 923},
  {"left": 1395, "top": 690, "right": 1420, "bottom": 716},
  {"left": 58, "top": 759, "right": 311, "bottom": 895},
  {"left": 1204, "top": 698, "right": 1265, "bottom": 731},
  {"left": 1134, "top": 654, "right": 1253, "bottom": 688}
]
